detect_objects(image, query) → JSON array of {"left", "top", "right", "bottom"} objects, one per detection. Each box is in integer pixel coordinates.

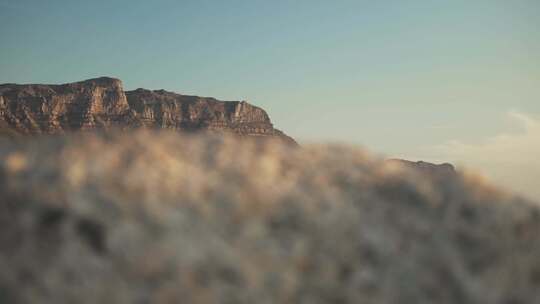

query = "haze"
[{"left": 1, "top": 0, "right": 538, "bottom": 200}]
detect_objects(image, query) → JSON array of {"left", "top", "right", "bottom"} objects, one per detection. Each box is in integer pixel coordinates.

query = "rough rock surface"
[
  {"left": 1, "top": 131, "right": 539, "bottom": 304},
  {"left": 0, "top": 77, "right": 295, "bottom": 144}
]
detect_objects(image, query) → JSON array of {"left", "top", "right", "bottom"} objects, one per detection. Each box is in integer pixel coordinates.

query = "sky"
[{"left": 1, "top": 0, "right": 539, "bottom": 200}]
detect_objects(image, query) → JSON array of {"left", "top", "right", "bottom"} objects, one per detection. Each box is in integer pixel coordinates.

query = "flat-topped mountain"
[{"left": 0, "top": 77, "right": 296, "bottom": 144}]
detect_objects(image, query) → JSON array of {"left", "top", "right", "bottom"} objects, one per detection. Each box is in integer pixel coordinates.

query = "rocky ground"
[{"left": 0, "top": 130, "right": 539, "bottom": 303}]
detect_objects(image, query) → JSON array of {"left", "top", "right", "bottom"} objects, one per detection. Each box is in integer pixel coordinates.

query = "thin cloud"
[{"left": 428, "top": 111, "right": 540, "bottom": 201}]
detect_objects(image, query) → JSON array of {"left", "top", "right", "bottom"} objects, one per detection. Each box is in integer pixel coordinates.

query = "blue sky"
[{"left": 1, "top": 0, "right": 539, "bottom": 198}]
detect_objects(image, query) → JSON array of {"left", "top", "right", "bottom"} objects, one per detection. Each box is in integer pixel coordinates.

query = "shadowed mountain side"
[
  {"left": 0, "top": 131, "right": 538, "bottom": 304},
  {"left": 0, "top": 77, "right": 296, "bottom": 145},
  {"left": 387, "top": 159, "right": 456, "bottom": 180}
]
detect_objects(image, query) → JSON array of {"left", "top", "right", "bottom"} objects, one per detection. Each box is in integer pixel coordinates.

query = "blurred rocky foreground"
[{"left": 1, "top": 131, "right": 539, "bottom": 304}]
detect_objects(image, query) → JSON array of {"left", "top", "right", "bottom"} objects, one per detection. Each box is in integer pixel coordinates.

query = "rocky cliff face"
[
  {"left": 0, "top": 77, "right": 131, "bottom": 134},
  {"left": 0, "top": 77, "right": 295, "bottom": 144}
]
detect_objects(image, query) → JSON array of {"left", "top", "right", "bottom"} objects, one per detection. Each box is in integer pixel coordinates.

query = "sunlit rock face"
[
  {"left": 0, "top": 77, "right": 131, "bottom": 133},
  {"left": 0, "top": 77, "right": 296, "bottom": 144},
  {"left": 0, "top": 131, "right": 539, "bottom": 304},
  {"left": 125, "top": 88, "right": 295, "bottom": 144}
]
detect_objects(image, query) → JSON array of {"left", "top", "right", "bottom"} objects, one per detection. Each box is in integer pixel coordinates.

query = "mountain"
[
  {"left": 387, "top": 159, "right": 456, "bottom": 179},
  {"left": 0, "top": 77, "right": 296, "bottom": 144}
]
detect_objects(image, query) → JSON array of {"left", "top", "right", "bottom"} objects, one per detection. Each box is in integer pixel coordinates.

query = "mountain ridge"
[{"left": 0, "top": 77, "right": 296, "bottom": 144}]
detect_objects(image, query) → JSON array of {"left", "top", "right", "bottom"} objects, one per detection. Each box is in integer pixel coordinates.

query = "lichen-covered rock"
[
  {"left": 0, "top": 131, "right": 539, "bottom": 304},
  {"left": 0, "top": 78, "right": 296, "bottom": 144}
]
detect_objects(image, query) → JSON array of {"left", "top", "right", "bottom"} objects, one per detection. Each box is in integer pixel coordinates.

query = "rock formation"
[
  {"left": 387, "top": 159, "right": 456, "bottom": 180},
  {"left": 0, "top": 130, "right": 539, "bottom": 303},
  {"left": 0, "top": 77, "right": 296, "bottom": 144}
]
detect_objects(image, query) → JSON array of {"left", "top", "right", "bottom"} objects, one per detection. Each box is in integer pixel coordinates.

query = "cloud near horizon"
[{"left": 427, "top": 111, "right": 540, "bottom": 201}]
